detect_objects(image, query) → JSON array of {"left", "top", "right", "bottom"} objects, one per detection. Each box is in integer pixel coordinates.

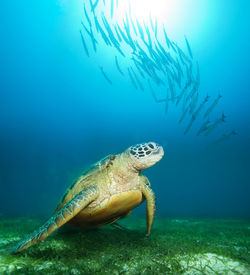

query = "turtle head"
[{"left": 127, "top": 142, "right": 164, "bottom": 171}]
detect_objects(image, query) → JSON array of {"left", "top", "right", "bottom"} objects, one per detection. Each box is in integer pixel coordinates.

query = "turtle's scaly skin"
[{"left": 11, "top": 142, "right": 164, "bottom": 253}]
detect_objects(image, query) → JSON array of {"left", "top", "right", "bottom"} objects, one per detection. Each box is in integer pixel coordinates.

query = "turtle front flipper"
[
  {"left": 139, "top": 175, "right": 156, "bottom": 236},
  {"left": 10, "top": 186, "right": 99, "bottom": 253}
]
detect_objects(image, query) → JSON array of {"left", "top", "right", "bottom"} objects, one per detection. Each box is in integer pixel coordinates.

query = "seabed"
[{"left": 0, "top": 215, "right": 249, "bottom": 274}]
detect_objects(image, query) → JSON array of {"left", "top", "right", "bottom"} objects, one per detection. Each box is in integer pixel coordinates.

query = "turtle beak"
[{"left": 153, "top": 146, "right": 164, "bottom": 158}]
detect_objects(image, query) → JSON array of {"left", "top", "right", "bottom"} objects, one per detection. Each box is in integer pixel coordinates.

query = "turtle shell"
[{"left": 57, "top": 154, "right": 114, "bottom": 208}]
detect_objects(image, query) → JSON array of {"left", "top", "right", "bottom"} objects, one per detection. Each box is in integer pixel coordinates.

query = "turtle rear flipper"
[
  {"left": 10, "top": 186, "right": 99, "bottom": 253},
  {"left": 111, "top": 222, "right": 127, "bottom": 231}
]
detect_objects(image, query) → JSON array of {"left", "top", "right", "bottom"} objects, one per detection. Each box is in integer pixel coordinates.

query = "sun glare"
[
  {"left": 113, "top": 0, "right": 167, "bottom": 23},
  {"left": 111, "top": 0, "right": 189, "bottom": 36},
  {"left": 107, "top": 0, "right": 209, "bottom": 41},
  {"left": 129, "top": 0, "right": 167, "bottom": 21}
]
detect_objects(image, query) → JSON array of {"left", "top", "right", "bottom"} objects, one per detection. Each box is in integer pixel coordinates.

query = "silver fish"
[
  {"left": 144, "top": 22, "right": 152, "bottom": 47},
  {"left": 117, "top": 24, "right": 130, "bottom": 45},
  {"left": 125, "top": 12, "right": 130, "bottom": 31},
  {"left": 154, "top": 19, "right": 158, "bottom": 38},
  {"left": 173, "top": 42, "right": 190, "bottom": 64},
  {"left": 94, "top": 16, "right": 100, "bottom": 33},
  {"left": 185, "top": 85, "right": 198, "bottom": 103},
  {"left": 155, "top": 40, "right": 170, "bottom": 64},
  {"left": 132, "top": 57, "right": 145, "bottom": 79},
  {"left": 163, "top": 26, "right": 170, "bottom": 48},
  {"left": 131, "top": 67, "right": 144, "bottom": 91},
  {"left": 196, "top": 119, "right": 211, "bottom": 136},
  {"left": 128, "top": 68, "right": 138, "bottom": 90},
  {"left": 179, "top": 106, "right": 189, "bottom": 124},
  {"left": 175, "top": 58, "right": 184, "bottom": 77},
  {"left": 192, "top": 95, "right": 210, "bottom": 119},
  {"left": 81, "top": 22, "right": 98, "bottom": 52},
  {"left": 165, "top": 89, "right": 169, "bottom": 115},
  {"left": 168, "top": 77, "right": 176, "bottom": 103},
  {"left": 114, "top": 25, "right": 122, "bottom": 42},
  {"left": 184, "top": 35, "right": 193, "bottom": 59},
  {"left": 196, "top": 62, "right": 200, "bottom": 87},
  {"left": 123, "top": 22, "right": 136, "bottom": 51},
  {"left": 92, "top": 0, "right": 100, "bottom": 11},
  {"left": 89, "top": 0, "right": 94, "bottom": 12},
  {"left": 186, "top": 63, "right": 194, "bottom": 84},
  {"left": 79, "top": 30, "right": 89, "bottom": 57},
  {"left": 182, "top": 88, "right": 189, "bottom": 112},
  {"left": 114, "top": 43, "right": 125, "bottom": 57},
  {"left": 189, "top": 92, "right": 199, "bottom": 114},
  {"left": 210, "top": 130, "right": 237, "bottom": 145},
  {"left": 176, "top": 80, "right": 191, "bottom": 106},
  {"left": 136, "top": 19, "right": 144, "bottom": 40},
  {"left": 102, "top": 18, "right": 124, "bottom": 57},
  {"left": 184, "top": 115, "right": 195, "bottom": 135},
  {"left": 205, "top": 113, "right": 226, "bottom": 136},
  {"left": 148, "top": 80, "right": 170, "bottom": 103},
  {"left": 94, "top": 17, "right": 111, "bottom": 46},
  {"left": 102, "top": 15, "right": 116, "bottom": 42},
  {"left": 99, "top": 66, "right": 112, "bottom": 85},
  {"left": 129, "top": 14, "right": 138, "bottom": 36},
  {"left": 83, "top": 4, "right": 92, "bottom": 28},
  {"left": 168, "top": 39, "right": 177, "bottom": 53},
  {"left": 115, "top": 56, "right": 124, "bottom": 76},
  {"left": 204, "top": 94, "right": 222, "bottom": 118}
]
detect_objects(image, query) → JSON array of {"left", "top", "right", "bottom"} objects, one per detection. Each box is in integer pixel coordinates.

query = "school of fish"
[{"left": 79, "top": 0, "right": 236, "bottom": 144}]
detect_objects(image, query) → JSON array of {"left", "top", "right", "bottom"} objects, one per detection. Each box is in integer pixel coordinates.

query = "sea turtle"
[{"left": 11, "top": 142, "right": 164, "bottom": 253}]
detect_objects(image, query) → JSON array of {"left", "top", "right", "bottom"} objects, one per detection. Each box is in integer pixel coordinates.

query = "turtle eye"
[{"left": 148, "top": 143, "right": 154, "bottom": 149}]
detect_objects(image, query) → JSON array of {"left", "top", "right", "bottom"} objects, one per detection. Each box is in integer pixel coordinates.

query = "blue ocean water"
[{"left": 0, "top": 0, "right": 249, "bottom": 221}]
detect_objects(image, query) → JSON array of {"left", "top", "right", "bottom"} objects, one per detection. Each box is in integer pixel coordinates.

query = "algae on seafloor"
[{"left": 0, "top": 215, "right": 249, "bottom": 274}]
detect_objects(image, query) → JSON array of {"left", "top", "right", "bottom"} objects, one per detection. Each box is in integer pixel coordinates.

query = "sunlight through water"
[{"left": 109, "top": 0, "right": 210, "bottom": 40}]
